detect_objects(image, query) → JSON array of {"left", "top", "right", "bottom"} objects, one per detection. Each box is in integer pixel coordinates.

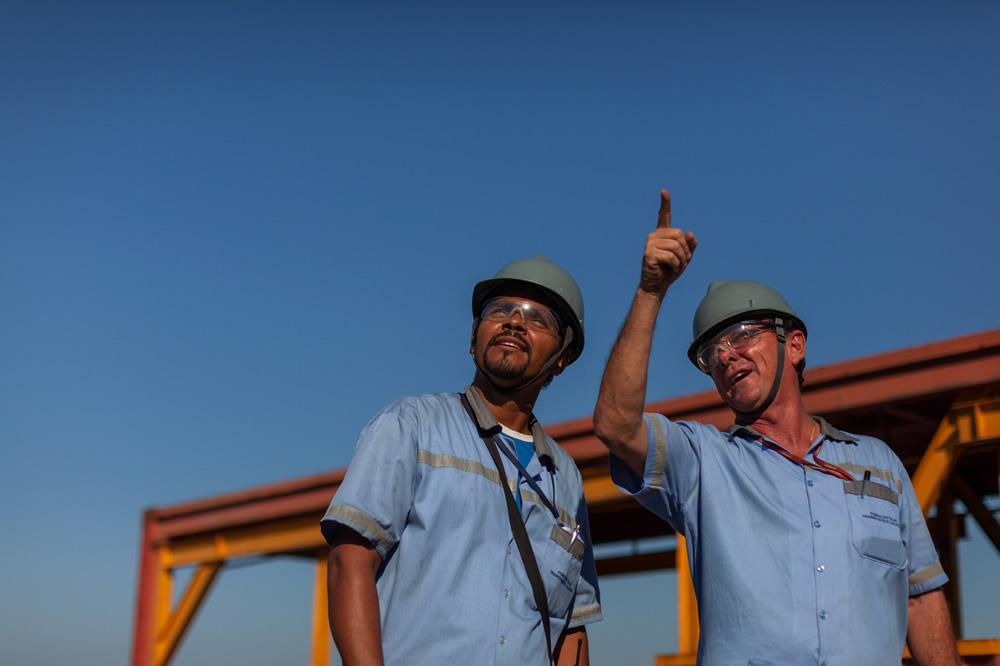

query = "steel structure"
[{"left": 131, "top": 329, "right": 1000, "bottom": 666}]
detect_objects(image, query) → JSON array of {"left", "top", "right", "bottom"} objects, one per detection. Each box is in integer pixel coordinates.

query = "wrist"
[{"left": 635, "top": 285, "right": 667, "bottom": 307}]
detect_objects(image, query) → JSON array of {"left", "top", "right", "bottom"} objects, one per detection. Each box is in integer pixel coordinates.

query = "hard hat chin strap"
[
  {"left": 730, "top": 317, "right": 786, "bottom": 421},
  {"left": 475, "top": 327, "right": 574, "bottom": 396}
]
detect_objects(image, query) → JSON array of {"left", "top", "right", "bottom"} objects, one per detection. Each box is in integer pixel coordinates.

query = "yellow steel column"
[
  {"left": 912, "top": 392, "right": 1000, "bottom": 515},
  {"left": 154, "top": 561, "right": 223, "bottom": 666},
  {"left": 911, "top": 407, "right": 962, "bottom": 516},
  {"left": 675, "top": 534, "right": 699, "bottom": 656},
  {"left": 310, "top": 549, "right": 331, "bottom": 666},
  {"left": 155, "top": 557, "right": 172, "bottom": 646}
]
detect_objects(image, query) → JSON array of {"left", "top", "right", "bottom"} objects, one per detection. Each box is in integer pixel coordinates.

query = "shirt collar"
[
  {"left": 463, "top": 386, "right": 557, "bottom": 468},
  {"left": 727, "top": 415, "right": 859, "bottom": 444}
]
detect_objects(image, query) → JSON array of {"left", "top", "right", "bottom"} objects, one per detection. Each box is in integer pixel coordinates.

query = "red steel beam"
[
  {"left": 138, "top": 329, "right": 1000, "bottom": 547},
  {"left": 134, "top": 329, "right": 1000, "bottom": 552},
  {"left": 549, "top": 329, "right": 1000, "bottom": 467},
  {"left": 147, "top": 470, "right": 346, "bottom": 543}
]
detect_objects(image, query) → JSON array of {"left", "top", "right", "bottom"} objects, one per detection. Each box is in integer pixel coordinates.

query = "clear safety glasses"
[
  {"left": 480, "top": 297, "right": 563, "bottom": 335},
  {"left": 695, "top": 320, "right": 780, "bottom": 373}
]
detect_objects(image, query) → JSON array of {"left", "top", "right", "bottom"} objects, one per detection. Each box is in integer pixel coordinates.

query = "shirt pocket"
[
  {"left": 537, "top": 524, "right": 585, "bottom": 617},
  {"left": 843, "top": 479, "right": 907, "bottom": 569}
]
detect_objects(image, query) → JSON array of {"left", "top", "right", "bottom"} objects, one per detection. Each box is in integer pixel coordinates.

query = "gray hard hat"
[
  {"left": 687, "top": 280, "right": 806, "bottom": 370},
  {"left": 472, "top": 255, "right": 585, "bottom": 364}
]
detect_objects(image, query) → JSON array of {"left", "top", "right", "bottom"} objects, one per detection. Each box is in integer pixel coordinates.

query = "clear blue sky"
[{"left": 2, "top": 2, "right": 998, "bottom": 665}]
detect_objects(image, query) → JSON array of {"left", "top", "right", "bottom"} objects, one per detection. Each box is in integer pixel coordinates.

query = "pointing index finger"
[{"left": 657, "top": 189, "right": 671, "bottom": 229}]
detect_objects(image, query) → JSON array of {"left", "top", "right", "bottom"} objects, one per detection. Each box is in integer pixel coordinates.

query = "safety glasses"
[
  {"left": 480, "top": 297, "right": 562, "bottom": 335},
  {"left": 695, "top": 320, "right": 780, "bottom": 373}
]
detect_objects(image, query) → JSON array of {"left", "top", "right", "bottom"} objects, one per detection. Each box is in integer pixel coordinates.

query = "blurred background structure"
[{"left": 131, "top": 329, "right": 1000, "bottom": 665}]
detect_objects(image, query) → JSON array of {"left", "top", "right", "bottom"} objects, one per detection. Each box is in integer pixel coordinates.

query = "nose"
[
  {"left": 716, "top": 344, "right": 737, "bottom": 367},
  {"left": 501, "top": 307, "right": 527, "bottom": 331}
]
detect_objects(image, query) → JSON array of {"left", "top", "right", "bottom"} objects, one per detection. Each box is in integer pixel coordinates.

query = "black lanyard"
[{"left": 459, "top": 392, "right": 554, "bottom": 665}]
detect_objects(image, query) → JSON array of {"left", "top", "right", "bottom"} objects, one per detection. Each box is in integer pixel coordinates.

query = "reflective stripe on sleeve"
[
  {"left": 648, "top": 414, "right": 668, "bottom": 490},
  {"left": 909, "top": 562, "right": 946, "bottom": 588},
  {"left": 569, "top": 601, "right": 602, "bottom": 624},
  {"left": 323, "top": 504, "right": 396, "bottom": 555}
]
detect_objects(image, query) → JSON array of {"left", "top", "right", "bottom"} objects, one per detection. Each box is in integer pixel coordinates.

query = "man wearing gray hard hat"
[
  {"left": 324, "top": 255, "right": 601, "bottom": 666},
  {"left": 593, "top": 190, "right": 959, "bottom": 665}
]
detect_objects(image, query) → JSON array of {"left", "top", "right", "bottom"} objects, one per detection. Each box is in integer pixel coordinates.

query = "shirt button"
[
  {"left": 506, "top": 546, "right": 512, "bottom": 555},
  {"left": 503, "top": 589, "right": 510, "bottom": 598},
  {"left": 813, "top": 520, "right": 821, "bottom": 528},
  {"left": 819, "top": 611, "right": 827, "bottom": 620},
  {"left": 499, "top": 636, "right": 506, "bottom": 645},
  {"left": 817, "top": 565, "right": 825, "bottom": 572},
  {"left": 807, "top": 480, "right": 814, "bottom": 487}
]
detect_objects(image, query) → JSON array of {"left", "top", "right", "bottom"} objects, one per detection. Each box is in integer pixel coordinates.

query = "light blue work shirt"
[
  {"left": 610, "top": 414, "right": 946, "bottom": 666},
  {"left": 322, "top": 388, "right": 602, "bottom": 665}
]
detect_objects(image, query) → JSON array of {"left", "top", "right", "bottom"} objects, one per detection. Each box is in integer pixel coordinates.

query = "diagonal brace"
[{"left": 155, "top": 561, "right": 223, "bottom": 666}]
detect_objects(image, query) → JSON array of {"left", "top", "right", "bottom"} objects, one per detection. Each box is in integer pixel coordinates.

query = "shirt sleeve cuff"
[
  {"left": 908, "top": 561, "right": 948, "bottom": 596},
  {"left": 320, "top": 503, "right": 396, "bottom": 558}
]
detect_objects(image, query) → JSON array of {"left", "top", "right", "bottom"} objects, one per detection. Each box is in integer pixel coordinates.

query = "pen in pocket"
[{"left": 861, "top": 470, "right": 871, "bottom": 498}]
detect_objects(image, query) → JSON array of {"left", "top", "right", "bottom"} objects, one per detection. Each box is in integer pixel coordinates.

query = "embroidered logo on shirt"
[
  {"left": 862, "top": 511, "right": 899, "bottom": 527},
  {"left": 550, "top": 569, "right": 573, "bottom": 592}
]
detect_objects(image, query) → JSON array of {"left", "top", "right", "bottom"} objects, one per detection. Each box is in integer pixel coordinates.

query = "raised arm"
[
  {"left": 327, "top": 527, "right": 385, "bottom": 666},
  {"left": 593, "top": 190, "right": 697, "bottom": 477}
]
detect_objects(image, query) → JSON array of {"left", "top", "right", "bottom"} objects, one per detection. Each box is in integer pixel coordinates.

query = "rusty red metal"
[
  {"left": 550, "top": 328, "right": 1000, "bottom": 467},
  {"left": 130, "top": 511, "right": 158, "bottom": 666},
  {"left": 130, "top": 328, "right": 1000, "bottom": 666}
]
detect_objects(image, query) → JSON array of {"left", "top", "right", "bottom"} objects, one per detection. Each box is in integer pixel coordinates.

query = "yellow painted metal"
[
  {"left": 905, "top": 638, "right": 1000, "bottom": 659},
  {"left": 912, "top": 406, "right": 965, "bottom": 515},
  {"left": 675, "top": 534, "right": 699, "bottom": 657},
  {"left": 165, "top": 516, "right": 325, "bottom": 568},
  {"left": 154, "top": 561, "right": 223, "bottom": 666},
  {"left": 310, "top": 550, "right": 330, "bottom": 666},
  {"left": 582, "top": 474, "right": 627, "bottom": 505},
  {"left": 959, "top": 638, "right": 1000, "bottom": 655},
  {"left": 911, "top": 393, "right": 1000, "bottom": 516}
]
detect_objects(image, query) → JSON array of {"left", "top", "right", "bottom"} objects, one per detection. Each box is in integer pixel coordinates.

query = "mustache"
[{"left": 488, "top": 330, "right": 530, "bottom": 351}]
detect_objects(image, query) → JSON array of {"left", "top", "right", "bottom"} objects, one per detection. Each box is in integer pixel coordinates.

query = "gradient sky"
[{"left": 2, "top": 2, "right": 999, "bottom": 665}]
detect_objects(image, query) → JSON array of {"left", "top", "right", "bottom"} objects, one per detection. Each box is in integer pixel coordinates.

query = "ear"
[
  {"left": 469, "top": 319, "right": 480, "bottom": 355},
  {"left": 784, "top": 329, "right": 806, "bottom": 365},
  {"left": 547, "top": 349, "right": 573, "bottom": 378}
]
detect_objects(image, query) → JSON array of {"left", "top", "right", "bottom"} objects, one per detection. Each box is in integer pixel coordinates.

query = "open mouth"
[
  {"left": 491, "top": 334, "right": 528, "bottom": 353},
  {"left": 729, "top": 369, "right": 751, "bottom": 386}
]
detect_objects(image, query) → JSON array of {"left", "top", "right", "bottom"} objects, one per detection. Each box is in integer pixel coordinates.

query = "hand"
[{"left": 639, "top": 189, "right": 698, "bottom": 297}]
